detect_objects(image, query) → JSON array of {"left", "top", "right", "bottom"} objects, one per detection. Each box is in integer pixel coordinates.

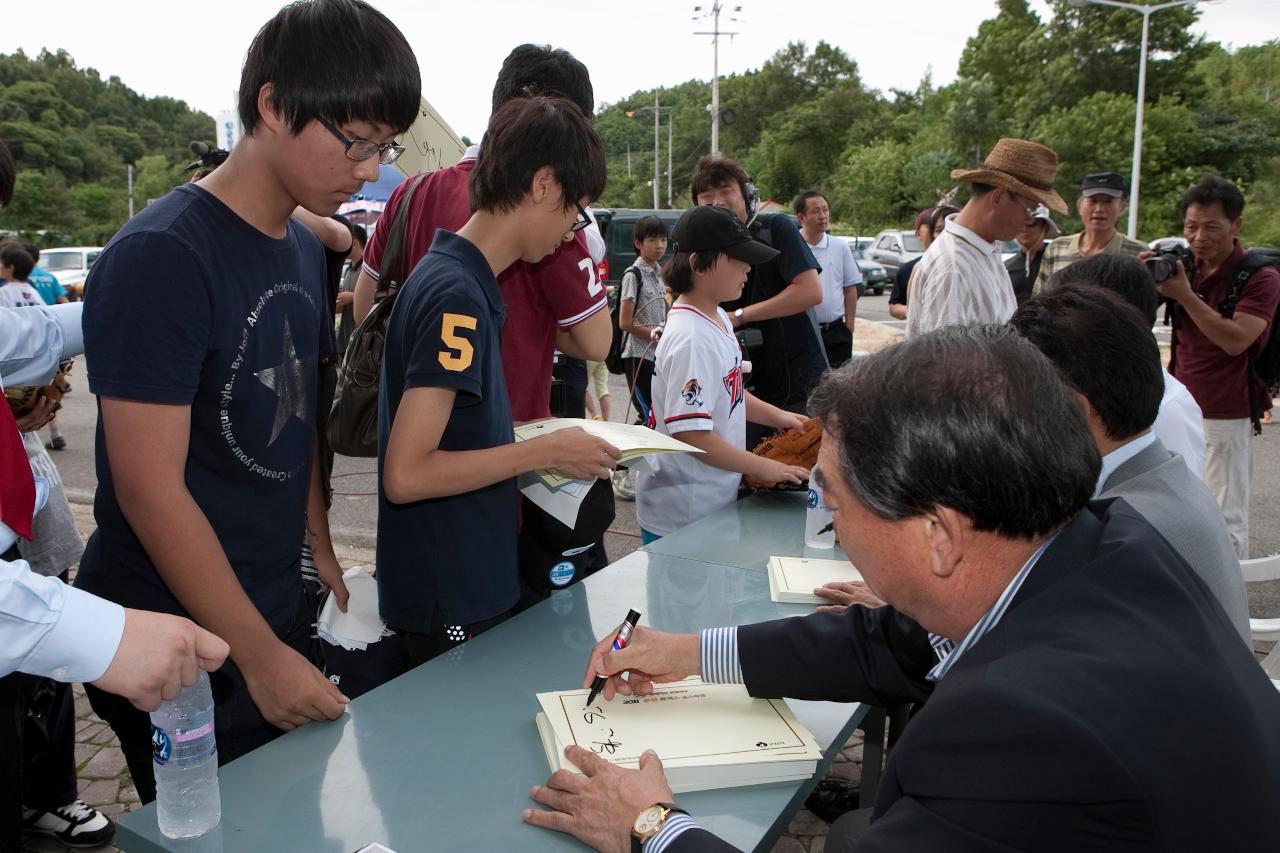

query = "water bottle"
[
  {"left": 804, "top": 486, "right": 835, "bottom": 549},
  {"left": 150, "top": 670, "right": 221, "bottom": 839}
]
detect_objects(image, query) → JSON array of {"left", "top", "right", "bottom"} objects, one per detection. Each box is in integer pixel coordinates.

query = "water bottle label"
[
  {"left": 151, "top": 724, "right": 172, "bottom": 766},
  {"left": 174, "top": 720, "right": 215, "bottom": 743},
  {"left": 807, "top": 488, "right": 819, "bottom": 509}
]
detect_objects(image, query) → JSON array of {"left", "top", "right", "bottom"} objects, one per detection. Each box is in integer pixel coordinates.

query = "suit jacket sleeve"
[
  {"left": 737, "top": 606, "right": 936, "bottom": 707},
  {"left": 665, "top": 827, "right": 742, "bottom": 853}
]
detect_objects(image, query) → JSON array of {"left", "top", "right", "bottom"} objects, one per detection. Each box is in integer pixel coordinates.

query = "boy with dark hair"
[
  {"left": 690, "top": 155, "right": 824, "bottom": 448},
  {"left": 636, "top": 205, "right": 810, "bottom": 543},
  {"left": 74, "top": 0, "right": 421, "bottom": 803},
  {"left": 378, "top": 95, "right": 620, "bottom": 667},
  {"left": 353, "top": 43, "right": 610, "bottom": 423},
  {"left": 618, "top": 215, "right": 669, "bottom": 421}
]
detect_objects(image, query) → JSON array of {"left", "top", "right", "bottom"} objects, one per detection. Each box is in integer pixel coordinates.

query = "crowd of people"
[{"left": 2, "top": 0, "right": 1280, "bottom": 850}]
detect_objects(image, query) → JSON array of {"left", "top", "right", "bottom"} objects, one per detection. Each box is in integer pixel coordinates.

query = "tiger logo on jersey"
[
  {"left": 723, "top": 363, "right": 745, "bottom": 416},
  {"left": 682, "top": 379, "right": 703, "bottom": 407}
]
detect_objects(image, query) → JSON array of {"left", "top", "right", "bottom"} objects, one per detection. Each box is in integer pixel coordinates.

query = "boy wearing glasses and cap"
[
  {"left": 1034, "top": 171, "right": 1149, "bottom": 295},
  {"left": 636, "top": 206, "right": 810, "bottom": 543},
  {"left": 75, "top": 0, "right": 420, "bottom": 801},
  {"left": 377, "top": 95, "right": 621, "bottom": 666}
]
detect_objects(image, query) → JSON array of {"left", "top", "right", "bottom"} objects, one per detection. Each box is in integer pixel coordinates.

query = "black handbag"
[{"left": 327, "top": 173, "right": 426, "bottom": 457}]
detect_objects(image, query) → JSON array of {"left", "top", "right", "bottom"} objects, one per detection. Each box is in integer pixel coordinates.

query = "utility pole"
[
  {"left": 627, "top": 144, "right": 632, "bottom": 178},
  {"left": 127, "top": 163, "right": 135, "bottom": 219},
  {"left": 693, "top": 3, "right": 740, "bottom": 156},
  {"left": 667, "top": 113, "right": 674, "bottom": 207},
  {"left": 653, "top": 93, "right": 661, "bottom": 209}
]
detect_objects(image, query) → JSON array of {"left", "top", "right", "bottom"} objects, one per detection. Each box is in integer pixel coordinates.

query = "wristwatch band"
[{"left": 631, "top": 802, "right": 688, "bottom": 853}]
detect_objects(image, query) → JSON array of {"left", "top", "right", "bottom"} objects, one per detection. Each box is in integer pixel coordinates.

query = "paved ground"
[{"left": 23, "top": 312, "right": 1279, "bottom": 851}]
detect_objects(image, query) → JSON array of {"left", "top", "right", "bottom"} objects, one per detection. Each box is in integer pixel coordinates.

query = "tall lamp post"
[
  {"left": 1069, "top": 0, "right": 1221, "bottom": 239},
  {"left": 694, "top": 3, "right": 740, "bottom": 156}
]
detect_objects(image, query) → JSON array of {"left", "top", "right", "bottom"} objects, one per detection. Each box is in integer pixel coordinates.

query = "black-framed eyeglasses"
[
  {"left": 570, "top": 201, "right": 591, "bottom": 232},
  {"left": 318, "top": 118, "right": 405, "bottom": 165}
]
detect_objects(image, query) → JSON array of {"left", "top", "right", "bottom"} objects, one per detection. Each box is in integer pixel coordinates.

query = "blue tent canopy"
[{"left": 348, "top": 164, "right": 407, "bottom": 203}]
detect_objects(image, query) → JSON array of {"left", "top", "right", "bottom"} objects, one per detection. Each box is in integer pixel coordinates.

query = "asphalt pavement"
[{"left": 44, "top": 339, "right": 1280, "bottom": 621}]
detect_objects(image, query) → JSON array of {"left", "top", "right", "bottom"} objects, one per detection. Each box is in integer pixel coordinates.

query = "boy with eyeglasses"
[
  {"left": 378, "top": 95, "right": 619, "bottom": 667},
  {"left": 74, "top": 0, "right": 420, "bottom": 802}
]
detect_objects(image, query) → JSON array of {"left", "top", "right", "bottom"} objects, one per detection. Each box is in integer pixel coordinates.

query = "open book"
[
  {"left": 767, "top": 556, "right": 863, "bottom": 604},
  {"left": 535, "top": 680, "right": 821, "bottom": 793},
  {"left": 515, "top": 418, "right": 702, "bottom": 488}
]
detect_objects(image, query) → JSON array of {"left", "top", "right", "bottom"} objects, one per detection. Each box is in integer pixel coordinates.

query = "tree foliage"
[
  {"left": 0, "top": 49, "right": 212, "bottom": 244},
  {"left": 593, "top": 8, "right": 1279, "bottom": 248},
  {"left": 3, "top": 15, "right": 1279, "bottom": 249}
]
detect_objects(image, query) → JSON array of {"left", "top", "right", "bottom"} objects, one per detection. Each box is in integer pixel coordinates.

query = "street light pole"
[
  {"left": 668, "top": 113, "right": 674, "bottom": 207},
  {"left": 1070, "top": 0, "right": 1216, "bottom": 239},
  {"left": 653, "top": 93, "right": 661, "bottom": 209}
]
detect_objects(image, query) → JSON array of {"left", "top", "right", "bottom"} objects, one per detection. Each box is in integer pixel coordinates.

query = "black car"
[{"left": 591, "top": 208, "right": 684, "bottom": 287}]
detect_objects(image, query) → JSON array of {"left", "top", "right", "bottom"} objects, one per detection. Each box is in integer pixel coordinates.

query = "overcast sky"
[{"left": 5, "top": 0, "right": 1277, "bottom": 142}]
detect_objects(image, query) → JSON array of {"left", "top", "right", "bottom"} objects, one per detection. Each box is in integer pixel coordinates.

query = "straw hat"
[{"left": 951, "top": 138, "right": 1068, "bottom": 215}]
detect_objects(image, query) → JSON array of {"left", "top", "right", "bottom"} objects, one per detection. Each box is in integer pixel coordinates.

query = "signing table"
[{"left": 118, "top": 492, "right": 866, "bottom": 852}]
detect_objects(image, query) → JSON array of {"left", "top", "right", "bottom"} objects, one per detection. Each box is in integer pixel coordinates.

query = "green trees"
[
  {"left": 592, "top": 5, "right": 1279, "bottom": 246},
  {"left": 0, "top": 49, "right": 212, "bottom": 245}
]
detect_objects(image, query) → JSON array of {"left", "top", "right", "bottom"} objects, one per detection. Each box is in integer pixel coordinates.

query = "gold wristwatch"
[{"left": 631, "top": 802, "right": 687, "bottom": 852}]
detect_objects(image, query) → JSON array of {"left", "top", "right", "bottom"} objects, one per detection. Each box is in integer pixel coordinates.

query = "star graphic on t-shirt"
[{"left": 254, "top": 318, "right": 313, "bottom": 447}]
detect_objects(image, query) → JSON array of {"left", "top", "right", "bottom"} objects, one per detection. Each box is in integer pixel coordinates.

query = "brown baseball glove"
[
  {"left": 5, "top": 359, "right": 74, "bottom": 418},
  {"left": 752, "top": 417, "right": 822, "bottom": 473}
]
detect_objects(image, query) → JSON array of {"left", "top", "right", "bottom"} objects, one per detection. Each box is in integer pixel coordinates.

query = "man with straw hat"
[{"left": 905, "top": 138, "right": 1067, "bottom": 338}]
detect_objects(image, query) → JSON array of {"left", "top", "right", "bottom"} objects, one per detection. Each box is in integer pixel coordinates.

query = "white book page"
[
  {"left": 536, "top": 680, "right": 820, "bottom": 772},
  {"left": 769, "top": 557, "right": 862, "bottom": 595}
]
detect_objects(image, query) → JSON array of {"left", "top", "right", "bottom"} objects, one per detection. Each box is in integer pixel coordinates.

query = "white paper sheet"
[{"left": 316, "top": 567, "right": 385, "bottom": 650}]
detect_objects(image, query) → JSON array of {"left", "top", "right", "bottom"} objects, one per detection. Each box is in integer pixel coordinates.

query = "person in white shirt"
[
  {"left": 795, "top": 191, "right": 861, "bottom": 366},
  {"left": 636, "top": 206, "right": 809, "bottom": 542},
  {"left": 0, "top": 244, "right": 48, "bottom": 308},
  {"left": 906, "top": 138, "right": 1067, "bottom": 338},
  {"left": 1045, "top": 252, "right": 1206, "bottom": 479}
]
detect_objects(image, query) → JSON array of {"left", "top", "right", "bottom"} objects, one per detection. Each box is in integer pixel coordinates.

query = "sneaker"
[
  {"left": 46, "top": 435, "right": 66, "bottom": 450},
  {"left": 23, "top": 800, "right": 116, "bottom": 848},
  {"left": 612, "top": 467, "right": 635, "bottom": 502}
]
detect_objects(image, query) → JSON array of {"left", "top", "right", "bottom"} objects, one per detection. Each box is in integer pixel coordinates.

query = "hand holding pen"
[{"left": 582, "top": 618, "right": 702, "bottom": 702}]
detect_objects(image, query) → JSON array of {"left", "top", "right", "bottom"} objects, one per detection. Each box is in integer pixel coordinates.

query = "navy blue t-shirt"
[
  {"left": 723, "top": 213, "right": 825, "bottom": 410},
  {"left": 75, "top": 184, "right": 328, "bottom": 632},
  {"left": 376, "top": 229, "right": 518, "bottom": 631}
]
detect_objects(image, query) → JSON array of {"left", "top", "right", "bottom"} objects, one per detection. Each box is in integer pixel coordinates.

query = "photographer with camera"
[{"left": 1155, "top": 176, "right": 1280, "bottom": 559}]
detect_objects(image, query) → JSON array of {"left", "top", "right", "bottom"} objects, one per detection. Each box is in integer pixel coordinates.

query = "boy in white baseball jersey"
[{"left": 637, "top": 205, "right": 810, "bottom": 541}]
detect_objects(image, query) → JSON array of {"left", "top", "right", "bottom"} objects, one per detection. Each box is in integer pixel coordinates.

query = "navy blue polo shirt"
[
  {"left": 76, "top": 184, "right": 328, "bottom": 633},
  {"left": 376, "top": 228, "right": 518, "bottom": 631}
]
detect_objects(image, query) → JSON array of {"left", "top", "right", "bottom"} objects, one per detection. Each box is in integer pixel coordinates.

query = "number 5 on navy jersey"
[{"left": 438, "top": 313, "right": 478, "bottom": 371}]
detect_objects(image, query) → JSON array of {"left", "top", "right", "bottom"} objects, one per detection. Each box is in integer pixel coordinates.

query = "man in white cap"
[
  {"left": 905, "top": 138, "right": 1068, "bottom": 338},
  {"left": 1006, "top": 205, "right": 1060, "bottom": 306}
]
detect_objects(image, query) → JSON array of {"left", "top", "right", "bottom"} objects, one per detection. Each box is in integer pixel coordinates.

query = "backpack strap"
[
  {"left": 373, "top": 172, "right": 430, "bottom": 301},
  {"left": 1216, "top": 251, "right": 1273, "bottom": 319}
]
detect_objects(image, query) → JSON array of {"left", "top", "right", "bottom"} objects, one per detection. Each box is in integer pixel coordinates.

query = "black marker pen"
[{"left": 585, "top": 609, "right": 641, "bottom": 708}]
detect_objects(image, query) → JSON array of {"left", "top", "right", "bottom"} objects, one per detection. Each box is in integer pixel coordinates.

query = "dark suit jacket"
[{"left": 668, "top": 500, "right": 1280, "bottom": 852}]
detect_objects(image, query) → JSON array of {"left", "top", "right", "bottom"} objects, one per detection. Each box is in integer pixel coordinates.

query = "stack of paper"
[
  {"left": 514, "top": 418, "right": 701, "bottom": 488},
  {"left": 767, "top": 556, "right": 863, "bottom": 604},
  {"left": 534, "top": 680, "right": 822, "bottom": 793},
  {"left": 316, "top": 567, "right": 385, "bottom": 651}
]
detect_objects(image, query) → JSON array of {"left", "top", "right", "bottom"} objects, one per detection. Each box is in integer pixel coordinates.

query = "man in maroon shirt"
[
  {"left": 352, "top": 45, "right": 610, "bottom": 423},
  {"left": 1158, "top": 176, "right": 1280, "bottom": 558}
]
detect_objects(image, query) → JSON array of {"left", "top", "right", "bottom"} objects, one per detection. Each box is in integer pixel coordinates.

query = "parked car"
[
  {"left": 866, "top": 230, "right": 925, "bottom": 280},
  {"left": 36, "top": 246, "right": 102, "bottom": 300},
  {"left": 591, "top": 208, "right": 684, "bottom": 287},
  {"left": 838, "top": 237, "right": 888, "bottom": 296}
]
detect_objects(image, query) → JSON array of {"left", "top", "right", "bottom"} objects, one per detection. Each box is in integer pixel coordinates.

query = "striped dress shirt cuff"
[
  {"left": 643, "top": 813, "right": 700, "bottom": 853},
  {"left": 698, "top": 627, "right": 743, "bottom": 684}
]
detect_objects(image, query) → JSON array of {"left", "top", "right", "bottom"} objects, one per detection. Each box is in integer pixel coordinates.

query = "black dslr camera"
[{"left": 1146, "top": 243, "right": 1195, "bottom": 284}]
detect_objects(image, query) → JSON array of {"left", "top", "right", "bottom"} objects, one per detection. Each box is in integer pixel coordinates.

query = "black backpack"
[
  {"left": 1182, "top": 248, "right": 1280, "bottom": 434},
  {"left": 605, "top": 265, "right": 640, "bottom": 375}
]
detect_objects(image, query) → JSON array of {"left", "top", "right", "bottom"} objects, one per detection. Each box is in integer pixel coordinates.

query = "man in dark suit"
[
  {"left": 1011, "top": 282, "right": 1250, "bottom": 644},
  {"left": 521, "top": 324, "right": 1280, "bottom": 852}
]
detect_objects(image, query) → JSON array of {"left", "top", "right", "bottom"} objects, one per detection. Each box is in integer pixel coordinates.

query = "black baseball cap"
[
  {"left": 1081, "top": 172, "right": 1127, "bottom": 198},
  {"left": 673, "top": 205, "right": 779, "bottom": 265}
]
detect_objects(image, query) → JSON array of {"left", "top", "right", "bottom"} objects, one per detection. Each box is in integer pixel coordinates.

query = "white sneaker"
[{"left": 23, "top": 799, "right": 116, "bottom": 848}]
